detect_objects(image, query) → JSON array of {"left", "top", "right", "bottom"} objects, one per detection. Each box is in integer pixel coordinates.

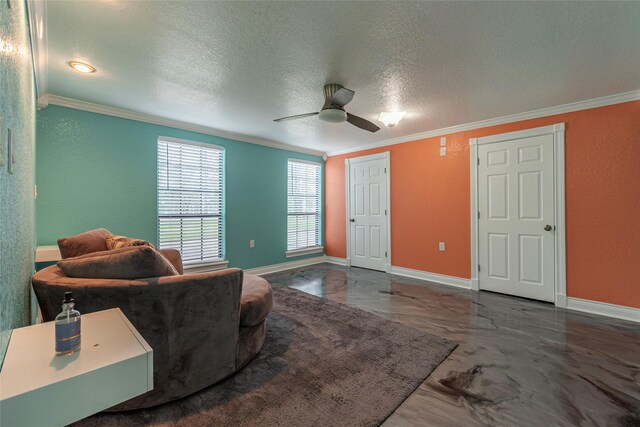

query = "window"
[
  {"left": 157, "top": 137, "right": 224, "bottom": 267},
  {"left": 287, "top": 159, "right": 322, "bottom": 255}
]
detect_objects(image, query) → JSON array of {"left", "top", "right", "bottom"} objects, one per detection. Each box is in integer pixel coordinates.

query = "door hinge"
[
  {"left": 385, "top": 209, "right": 387, "bottom": 216},
  {"left": 478, "top": 264, "right": 481, "bottom": 272},
  {"left": 385, "top": 251, "right": 388, "bottom": 258},
  {"left": 478, "top": 211, "right": 480, "bottom": 219},
  {"left": 477, "top": 158, "right": 480, "bottom": 166},
  {"left": 384, "top": 167, "right": 387, "bottom": 173}
]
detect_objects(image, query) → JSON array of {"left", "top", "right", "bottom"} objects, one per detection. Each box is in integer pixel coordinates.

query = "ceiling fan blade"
[
  {"left": 274, "top": 112, "right": 319, "bottom": 122},
  {"left": 331, "top": 88, "right": 355, "bottom": 107},
  {"left": 346, "top": 113, "right": 380, "bottom": 133}
]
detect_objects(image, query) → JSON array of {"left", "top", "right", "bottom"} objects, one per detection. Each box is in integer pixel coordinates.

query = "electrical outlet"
[
  {"left": 249, "top": 240, "right": 255, "bottom": 248},
  {"left": 440, "top": 137, "right": 446, "bottom": 146},
  {"left": 440, "top": 147, "right": 446, "bottom": 156},
  {"left": 439, "top": 242, "right": 445, "bottom": 252}
]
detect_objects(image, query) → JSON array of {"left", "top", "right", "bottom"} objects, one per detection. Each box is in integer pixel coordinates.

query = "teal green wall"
[
  {"left": 0, "top": 0, "right": 36, "bottom": 366},
  {"left": 36, "top": 105, "right": 323, "bottom": 269}
]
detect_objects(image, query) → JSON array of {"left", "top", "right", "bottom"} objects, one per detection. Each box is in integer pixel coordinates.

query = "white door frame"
[
  {"left": 345, "top": 152, "right": 392, "bottom": 273},
  {"left": 470, "top": 123, "right": 567, "bottom": 307}
]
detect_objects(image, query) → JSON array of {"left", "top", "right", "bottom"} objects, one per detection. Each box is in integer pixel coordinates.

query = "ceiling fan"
[{"left": 274, "top": 84, "right": 380, "bottom": 133}]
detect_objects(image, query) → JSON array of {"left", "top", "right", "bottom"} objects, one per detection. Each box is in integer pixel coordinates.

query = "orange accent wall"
[{"left": 325, "top": 101, "right": 640, "bottom": 309}]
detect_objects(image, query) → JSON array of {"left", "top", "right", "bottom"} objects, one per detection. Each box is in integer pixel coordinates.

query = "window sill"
[
  {"left": 286, "top": 246, "right": 324, "bottom": 258},
  {"left": 183, "top": 260, "right": 229, "bottom": 274}
]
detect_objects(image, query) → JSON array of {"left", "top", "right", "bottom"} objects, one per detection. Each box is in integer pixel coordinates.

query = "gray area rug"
[{"left": 74, "top": 287, "right": 456, "bottom": 427}]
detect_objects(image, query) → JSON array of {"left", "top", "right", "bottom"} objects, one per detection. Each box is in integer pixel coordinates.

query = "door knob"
[
  {"left": 544, "top": 224, "right": 553, "bottom": 231},
  {"left": 350, "top": 218, "right": 355, "bottom": 222}
]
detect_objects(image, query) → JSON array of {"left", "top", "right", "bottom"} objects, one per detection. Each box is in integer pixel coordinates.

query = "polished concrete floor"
[{"left": 264, "top": 263, "right": 640, "bottom": 427}]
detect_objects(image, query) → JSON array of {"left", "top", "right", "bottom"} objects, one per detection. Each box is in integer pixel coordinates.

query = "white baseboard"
[
  {"left": 555, "top": 293, "right": 568, "bottom": 308},
  {"left": 390, "top": 266, "right": 471, "bottom": 289},
  {"left": 316, "top": 257, "right": 472, "bottom": 290},
  {"left": 566, "top": 297, "right": 640, "bottom": 323},
  {"left": 324, "top": 256, "right": 348, "bottom": 266},
  {"left": 244, "top": 256, "right": 327, "bottom": 276},
  {"left": 241, "top": 257, "right": 640, "bottom": 324},
  {"left": 249, "top": 256, "right": 470, "bottom": 290}
]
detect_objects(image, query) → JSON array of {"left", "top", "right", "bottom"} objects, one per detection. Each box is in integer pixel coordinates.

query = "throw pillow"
[
  {"left": 57, "top": 228, "right": 112, "bottom": 259},
  {"left": 105, "top": 234, "right": 155, "bottom": 250},
  {"left": 57, "top": 246, "right": 179, "bottom": 279}
]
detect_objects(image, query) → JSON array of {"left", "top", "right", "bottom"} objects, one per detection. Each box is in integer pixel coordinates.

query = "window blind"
[
  {"left": 287, "top": 159, "right": 321, "bottom": 251},
  {"left": 157, "top": 138, "right": 224, "bottom": 266}
]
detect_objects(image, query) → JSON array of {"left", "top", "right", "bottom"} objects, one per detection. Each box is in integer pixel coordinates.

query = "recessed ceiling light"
[
  {"left": 378, "top": 112, "right": 406, "bottom": 128},
  {"left": 68, "top": 61, "right": 96, "bottom": 73}
]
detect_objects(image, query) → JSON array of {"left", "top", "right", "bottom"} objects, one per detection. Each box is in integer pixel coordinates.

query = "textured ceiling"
[{"left": 46, "top": 1, "right": 640, "bottom": 153}]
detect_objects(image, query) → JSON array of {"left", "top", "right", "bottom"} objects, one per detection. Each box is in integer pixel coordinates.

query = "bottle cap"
[{"left": 63, "top": 292, "right": 74, "bottom": 304}]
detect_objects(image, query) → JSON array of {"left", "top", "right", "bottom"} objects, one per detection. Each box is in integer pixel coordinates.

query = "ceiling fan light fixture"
[
  {"left": 378, "top": 111, "right": 406, "bottom": 127},
  {"left": 319, "top": 108, "right": 347, "bottom": 123},
  {"left": 274, "top": 84, "right": 379, "bottom": 132}
]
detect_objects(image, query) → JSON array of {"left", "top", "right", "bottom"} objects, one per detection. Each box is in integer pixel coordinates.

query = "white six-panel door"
[
  {"left": 478, "top": 134, "right": 555, "bottom": 302},
  {"left": 348, "top": 155, "right": 388, "bottom": 272}
]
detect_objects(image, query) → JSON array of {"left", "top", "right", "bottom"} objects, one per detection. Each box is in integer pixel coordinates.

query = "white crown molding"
[
  {"left": 26, "top": 0, "right": 48, "bottom": 107},
  {"left": 25, "top": 0, "right": 319, "bottom": 154},
  {"left": 26, "top": 1, "right": 638, "bottom": 160},
  {"left": 44, "top": 95, "right": 326, "bottom": 157},
  {"left": 566, "top": 297, "right": 639, "bottom": 323},
  {"left": 327, "top": 89, "right": 640, "bottom": 156}
]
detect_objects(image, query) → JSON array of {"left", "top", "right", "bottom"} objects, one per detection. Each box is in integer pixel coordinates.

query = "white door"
[
  {"left": 348, "top": 155, "right": 388, "bottom": 271},
  {"left": 478, "top": 134, "right": 555, "bottom": 302}
]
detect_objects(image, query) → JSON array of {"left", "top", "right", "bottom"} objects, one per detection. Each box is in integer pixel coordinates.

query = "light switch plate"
[
  {"left": 439, "top": 242, "right": 445, "bottom": 251},
  {"left": 440, "top": 137, "right": 446, "bottom": 146},
  {"left": 440, "top": 147, "right": 446, "bottom": 156},
  {"left": 249, "top": 240, "right": 255, "bottom": 248}
]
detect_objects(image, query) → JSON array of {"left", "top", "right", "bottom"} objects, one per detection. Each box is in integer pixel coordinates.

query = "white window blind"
[
  {"left": 287, "top": 159, "right": 321, "bottom": 251},
  {"left": 157, "top": 138, "right": 224, "bottom": 266}
]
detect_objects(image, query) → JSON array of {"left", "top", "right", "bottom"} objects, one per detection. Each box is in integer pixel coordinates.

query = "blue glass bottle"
[{"left": 55, "top": 292, "right": 81, "bottom": 356}]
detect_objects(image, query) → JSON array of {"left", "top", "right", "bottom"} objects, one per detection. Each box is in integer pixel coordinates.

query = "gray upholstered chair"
[{"left": 31, "top": 230, "right": 273, "bottom": 411}]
